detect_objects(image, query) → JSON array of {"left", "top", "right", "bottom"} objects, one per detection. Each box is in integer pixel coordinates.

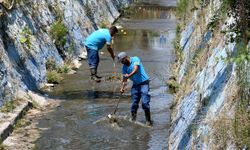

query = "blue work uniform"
[
  {"left": 84, "top": 29, "right": 112, "bottom": 68},
  {"left": 122, "top": 56, "right": 151, "bottom": 113}
]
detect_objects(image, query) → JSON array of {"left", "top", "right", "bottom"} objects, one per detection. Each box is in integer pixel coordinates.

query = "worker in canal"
[
  {"left": 84, "top": 26, "right": 118, "bottom": 82},
  {"left": 118, "top": 52, "right": 153, "bottom": 126}
]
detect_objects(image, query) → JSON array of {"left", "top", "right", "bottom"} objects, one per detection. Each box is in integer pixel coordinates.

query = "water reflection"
[
  {"left": 124, "top": 5, "right": 175, "bottom": 20},
  {"left": 114, "top": 29, "right": 173, "bottom": 51}
]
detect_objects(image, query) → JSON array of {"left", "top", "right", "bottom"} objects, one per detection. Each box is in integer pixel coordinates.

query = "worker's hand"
[
  {"left": 124, "top": 74, "right": 130, "bottom": 79},
  {"left": 120, "top": 87, "right": 125, "bottom": 94}
]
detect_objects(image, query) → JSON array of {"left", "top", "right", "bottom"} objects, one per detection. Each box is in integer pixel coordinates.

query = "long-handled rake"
[{"left": 108, "top": 93, "right": 122, "bottom": 119}]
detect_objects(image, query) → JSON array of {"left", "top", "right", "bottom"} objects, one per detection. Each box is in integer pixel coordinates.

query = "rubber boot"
[
  {"left": 91, "top": 68, "right": 102, "bottom": 79},
  {"left": 90, "top": 68, "right": 101, "bottom": 82},
  {"left": 145, "top": 110, "right": 152, "bottom": 126},
  {"left": 131, "top": 112, "right": 137, "bottom": 121}
]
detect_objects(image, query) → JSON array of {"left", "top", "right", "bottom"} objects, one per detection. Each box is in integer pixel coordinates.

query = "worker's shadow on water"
[{"left": 60, "top": 90, "right": 130, "bottom": 101}]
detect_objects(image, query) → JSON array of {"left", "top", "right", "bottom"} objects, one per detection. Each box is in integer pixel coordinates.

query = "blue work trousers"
[
  {"left": 86, "top": 46, "right": 99, "bottom": 69},
  {"left": 131, "top": 80, "right": 151, "bottom": 113}
]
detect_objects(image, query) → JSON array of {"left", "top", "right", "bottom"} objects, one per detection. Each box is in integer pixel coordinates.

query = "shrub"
[
  {"left": 0, "top": 100, "right": 15, "bottom": 113},
  {"left": 50, "top": 20, "right": 68, "bottom": 49},
  {"left": 176, "top": 0, "right": 188, "bottom": 18},
  {"left": 46, "top": 70, "right": 62, "bottom": 84},
  {"left": 45, "top": 58, "right": 57, "bottom": 71},
  {"left": 99, "top": 20, "right": 109, "bottom": 28},
  {"left": 0, "top": 99, "right": 21, "bottom": 113},
  {"left": 20, "top": 26, "right": 32, "bottom": 49},
  {"left": 56, "top": 65, "right": 70, "bottom": 73},
  {"left": 207, "top": 14, "right": 220, "bottom": 31},
  {"left": 167, "top": 76, "right": 180, "bottom": 94},
  {"left": 233, "top": 101, "right": 250, "bottom": 148}
]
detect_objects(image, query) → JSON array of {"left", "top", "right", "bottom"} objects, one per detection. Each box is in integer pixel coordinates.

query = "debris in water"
[
  {"left": 93, "top": 115, "right": 152, "bottom": 129},
  {"left": 105, "top": 75, "right": 122, "bottom": 82}
]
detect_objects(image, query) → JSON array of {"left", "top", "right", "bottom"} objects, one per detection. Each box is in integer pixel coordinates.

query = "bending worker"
[
  {"left": 84, "top": 26, "right": 118, "bottom": 82},
  {"left": 118, "top": 52, "right": 152, "bottom": 126}
]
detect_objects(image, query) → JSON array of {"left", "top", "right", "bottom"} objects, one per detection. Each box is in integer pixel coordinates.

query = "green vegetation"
[
  {"left": 66, "top": 42, "right": 75, "bottom": 55},
  {"left": 207, "top": 14, "right": 220, "bottom": 31},
  {"left": 99, "top": 20, "right": 109, "bottom": 28},
  {"left": 173, "top": 0, "right": 249, "bottom": 148},
  {"left": 46, "top": 70, "right": 62, "bottom": 84},
  {"left": 0, "top": 99, "right": 21, "bottom": 113},
  {"left": 84, "top": 2, "right": 93, "bottom": 19},
  {"left": 221, "top": 43, "right": 250, "bottom": 64},
  {"left": 47, "top": 3, "right": 64, "bottom": 21},
  {"left": 233, "top": 100, "right": 250, "bottom": 148},
  {"left": 45, "top": 58, "right": 57, "bottom": 71},
  {"left": 0, "top": 144, "right": 6, "bottom": 150},
  {"left": 14, "top": 118, "right": 31, "bottom": 130},
  {"left": 211, "top": 115, "right": 231, "bottom": 149},
  {"left": 173, "top": 25, "right": 183, "bottom": 62},
  {"left": 50, "top": 20, "right": 68, "bottom": 50},
  {"left": 148, "top": 31, "right": 159, "bottom": 37},
  {"left": 20, "top": 26, "right": 32, "bottom": 49},
  {"left": 15, "top": 0, "right": 25, "bottom": 5},
  {"left": 56, "top": 65, "right": 70, "bottom": 74},
  {"left": 211, "top": 98, "right": 250, "bottom": 149},
  {"left": 50, "top": 20, "right": 75, "bottom": 59},
  {"left": 176, "top": 0, "right": 188, "bottom": 19},
  {"left": 167, "top": 76, "right": 180, "bottom": 94},
  {"left": 45, "top": 58, "right": 70, "bottom": 84},
  {"left": 215, "top": 0, "right": 249, "bottom": 148}
]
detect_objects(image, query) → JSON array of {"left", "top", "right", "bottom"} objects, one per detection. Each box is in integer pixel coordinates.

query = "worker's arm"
[
  {"left": 107, "top": 44, "right": 115, "bottom": 60},
  {"left": 124, "top": 65, "right": 139, "bottom": 78},
  {"left": 121, "top": 65, "right": 138, "bottom": 93}
]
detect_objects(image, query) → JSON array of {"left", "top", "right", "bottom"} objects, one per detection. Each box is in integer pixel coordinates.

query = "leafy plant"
[
  {"left": 14, "top": 118, "right": 31, "bottom": 130},
  {"left": 207, "top": 14, "right": 220, "bottom": 31},
  {"left": 176, "top": 0, "right": 188, "bottom": 18},
  {"left": 45, "top": 58, "right": 70, "bottom": 83},
  {"left": 45, "top": 58, "right": 57, "bottom": 71},
  {"left": 99, "top": 20, "right": 109, "bottom": 28},
  {"left": 167, "top": 76, "right": 180, "bottom": 94},
  {"left": 50, "top": 20, "right": 68, "bottom": 50},
  {"left": 20, "top": 26, "right": 32, "bottom": 49},
  {"left": 0, "top": 99, "right": 21, "bottom": 113},
  {"left": 46, "top": 70, "right": 62, "bottom": 84},
  {"left": 221, "top": 43, "right": 250, "bottom": 64},
  {"left": 56, "top": 65, "right": 70, "bottom": 74},
  {"left": 173, "top": 25, "right": 183, "bottom": 62},
  {"left": 0, "top": 100, "right": 15, "bottom": 113}
]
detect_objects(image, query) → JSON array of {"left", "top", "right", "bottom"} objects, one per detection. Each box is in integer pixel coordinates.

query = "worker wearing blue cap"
[{"left": 118, "top": 52, "right": 152, "bottom": 126}]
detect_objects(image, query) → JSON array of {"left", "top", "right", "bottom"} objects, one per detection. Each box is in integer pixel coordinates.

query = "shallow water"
[{"left": 35, "top": 0, "right": 176, "bottom": 149}]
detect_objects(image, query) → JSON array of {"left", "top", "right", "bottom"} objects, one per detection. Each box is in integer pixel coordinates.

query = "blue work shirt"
[
  {"left": 84, "top": 29, "right": 112, "bottom": 51},
  {"left": 122, "top": 56, "right": 149, "bottom": 85}
]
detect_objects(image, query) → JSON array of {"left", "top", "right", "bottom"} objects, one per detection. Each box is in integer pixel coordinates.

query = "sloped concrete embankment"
[{"left": 168, "top": 0, "right": 250, "bottom": 149}]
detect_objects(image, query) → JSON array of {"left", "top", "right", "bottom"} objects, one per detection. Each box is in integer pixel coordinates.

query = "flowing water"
[{"left": 35, "top": 1, "right": 176, "bottom": 149}]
